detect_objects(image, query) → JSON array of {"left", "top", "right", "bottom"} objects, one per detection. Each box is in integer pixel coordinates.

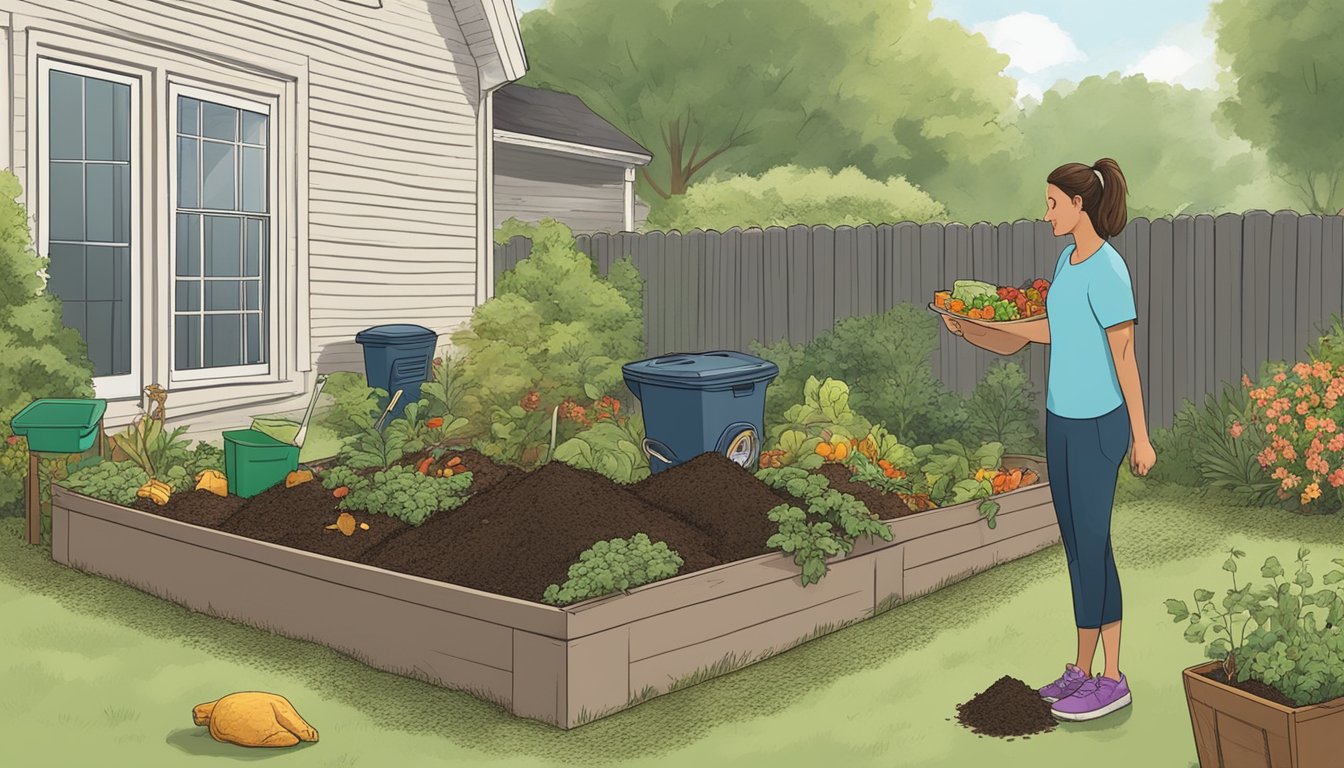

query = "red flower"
[
  {"left": 5, "top": 435, "right": 17, "bottom": 445},
  {"left": 520, "top": 391, "right": 541, "bottom": 412}
]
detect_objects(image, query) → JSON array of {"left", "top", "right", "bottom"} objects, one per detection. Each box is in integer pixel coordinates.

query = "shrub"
[
  {"left": 318, "top": 372, "right": 385, "bottom": 441},
  {"left": 1302, "top": 314, "right": 1344, "bottom": 369},
  {"left": 644, "top": 165, "right": 947, "bottom": 232},
  {"left": 338, "top": 464, "right": 472, "bottom": 526},
  {"left": 0, "top": 170, "right": 96, "bottom": 514},
  {"left": 1244, "top": 361, "right": 1344, "bottom": 512},
  {"left": 541, "top": 533, "right": 684, "bottom": 606},
  {"left": 453, "top": 218, "right": 644, "bottom": 467},
  {"left": 1165, "top": 547, "right": 1344, "bottom": 707},
  {"left": 1157, "top": 381, "right": 1274, "bottom": 502},
  {"left": 959, "top": 360, "right": 1042, "bottom": 455},
  {"left": 62, "top": 460, "right": 149, "bottom": 506}
]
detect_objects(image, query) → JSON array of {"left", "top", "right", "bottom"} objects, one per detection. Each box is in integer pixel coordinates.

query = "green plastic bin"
[
  {"left": 11, "top": 399, "right": 107, "bottom": 453},
  {"left": 223, "top": 429, "right": 299, "bottom": 499}
]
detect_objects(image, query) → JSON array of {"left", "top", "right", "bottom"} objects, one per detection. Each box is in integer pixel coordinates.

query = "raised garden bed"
[{"left": 50, "top": 452, "right": 1055, "bottom": 728}]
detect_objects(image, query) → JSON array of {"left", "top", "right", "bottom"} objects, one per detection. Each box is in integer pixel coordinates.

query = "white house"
[{"left": 2, "top": 0, "right": 527, "bottom": 432}]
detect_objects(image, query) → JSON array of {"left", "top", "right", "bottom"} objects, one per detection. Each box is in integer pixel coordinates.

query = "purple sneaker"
[
  {"left": 1038, "top": 664, "right": 1088, "bottom": 703},
  {"left": 1051, "top": 673, "right": 1132, "bottom": 721}
]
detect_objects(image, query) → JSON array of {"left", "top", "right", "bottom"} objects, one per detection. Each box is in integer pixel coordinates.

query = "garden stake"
[
  {"left": 375, "top": 389, "right": 403, "bottom": 432},
  {"left": 548, "top": 405, "right": 560, "bottom": 463}
]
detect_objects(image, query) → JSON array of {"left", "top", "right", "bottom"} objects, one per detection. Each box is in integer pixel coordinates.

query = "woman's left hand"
[{"left": 1130, "top": 438, "right": 1156, "bottom": 476}]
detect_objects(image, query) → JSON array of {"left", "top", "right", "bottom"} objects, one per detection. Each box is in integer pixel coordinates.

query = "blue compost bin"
[
  {"left": 623, "top": 350, "right": 779, "bottom": 474},
  {"left": 355, "top": 324, "right": 438, "bottom": 421}
]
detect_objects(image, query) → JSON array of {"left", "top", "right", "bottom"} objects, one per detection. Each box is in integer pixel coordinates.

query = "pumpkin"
[
  {"left": 284, "top": 469, "right": 314, "bottom": 488},
  {"left": 194, "top": 469, "right": 228, "bottom": 497}
]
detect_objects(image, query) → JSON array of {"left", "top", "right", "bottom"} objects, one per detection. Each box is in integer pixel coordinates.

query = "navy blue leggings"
[{"left": 1045, "top": 403, "right": 1129, "bottom": 629}]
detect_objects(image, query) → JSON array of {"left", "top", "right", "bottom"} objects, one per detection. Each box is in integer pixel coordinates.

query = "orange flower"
[
  {"left": 1267, "top": 423, "right": 1278, "bottom": 434},
  {"left": 1297, "top": 401, "right": 1311, "bottom": 416},
  {"left": 1229, "top": 421, "right": 1244, "bottom": 438},
  {"left": 426, "top": 417, "right": 444, "bottom": 429},
  {"left": 1274, "top": 371, "right": 1289, "bottom": 383},
  {"left": 1301, "top": 482, "right": 1321, "bottom": 505},
  {"left": 1329, "top": 468, "right": 1344, "bottom": 488},
  {"left": 1328, "top": 433, "right": 1344, "bottom": 452},
  {"left": 1242, "top": 374, "right": 1253, "bottom": 387}
]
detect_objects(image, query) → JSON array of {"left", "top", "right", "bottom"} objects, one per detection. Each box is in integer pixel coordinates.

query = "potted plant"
[{"left": 1166, "top": 547, "right": 1344, "bottom": 767}]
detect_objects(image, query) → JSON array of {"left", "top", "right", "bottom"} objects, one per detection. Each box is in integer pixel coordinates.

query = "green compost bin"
[
  {"left": 223, "top": 429, "right": 299, "bottom": 499},
  {"left": 10, "top": 399, "right": 107, "bottom": 453}
]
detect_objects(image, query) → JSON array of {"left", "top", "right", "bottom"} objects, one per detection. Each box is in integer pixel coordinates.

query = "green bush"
[
  {"left": 1161, "top": 381, "right": 1276, "bottom": 504},
  {"left": 644, "top": 165, "right": 947, "bottom": 232},
  {"left": 542, "top": 533, "right": 684, "bottom": 606},
  {"left": 0, "top": 170, "right": 96, "bottom": 514},
  {"left": 756, "top": 466, "right": 892, "bottom": 584},
  {"left": 959, "top": 360, "right": 1042, "bottom": 455},
  {"left": 1304, "top": 314, "right": 1344, "bottom": 369},
  {"left": 319, "top": 372, "right": 385, "bottom": 441},
  {"left": 62, "top": 460, "right": 148, "bottom": 506},
  {"left": 754, "top": 304, "right": 963, "bottom": 446},
  {"left": 454, "top": 218, "right": 644, "bottom": 466},
  {"left": 338, "top": 464, "right": 472, "bottom": 526},
  {"left": 553, "top": 398, "right": 649, "bottom": 484}
]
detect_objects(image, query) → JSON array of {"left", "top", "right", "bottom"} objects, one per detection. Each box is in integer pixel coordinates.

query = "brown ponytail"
[{"left": 1047, "top": 157, "right": 1129, "bottom": 239}]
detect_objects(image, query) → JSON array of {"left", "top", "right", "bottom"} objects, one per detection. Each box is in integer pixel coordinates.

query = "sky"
[{"left": 509, "top": 0, "right": 1221, "bottom": 104}]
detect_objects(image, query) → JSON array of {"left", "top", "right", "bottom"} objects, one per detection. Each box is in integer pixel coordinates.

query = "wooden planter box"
[
  {"left": 1183, "top": 661, "right": 1344, "bottom": 767},
  {"left": 50, "top": 455, "right": 1056, "bottom": 729}
]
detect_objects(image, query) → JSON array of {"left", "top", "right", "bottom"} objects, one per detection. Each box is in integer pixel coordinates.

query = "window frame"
[
  {"left": 167, "top": 81, "right": 280, "bottom": 385},
  {"left": 35, "top": 57, "right": 143, "bottom": 400}
]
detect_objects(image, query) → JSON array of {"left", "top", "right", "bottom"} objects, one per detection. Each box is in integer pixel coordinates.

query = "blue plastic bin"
[
  {"left": 355, "top": 324, "right": 438, "bottom": 421},
  {"left": 622, "top": 350, "right": 779, "bottom": 474}
]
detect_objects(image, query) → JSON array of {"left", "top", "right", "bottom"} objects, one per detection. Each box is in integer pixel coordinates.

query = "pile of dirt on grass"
[
  {"left": 815, "top": 464, "right": 914, "bottom": 520},
  {"left": 362, "top": 461, "right": 720, "bottom": 602},
  {"left": 132, "top": 490, "right": 245, "bottom": 527},
  {"left": 955, "top": 676, "right": 1058, "bottom": 739},
  {"left": 215, "top": 480, "right": 410, "bottom": 562},
  {"left": 629, "top": 452, "right": 783, "bottom": 561}
]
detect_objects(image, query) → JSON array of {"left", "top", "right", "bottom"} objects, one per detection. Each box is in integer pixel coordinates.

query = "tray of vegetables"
[{"left": 930, "top": 278, "right": 1050, "bottom": 323}]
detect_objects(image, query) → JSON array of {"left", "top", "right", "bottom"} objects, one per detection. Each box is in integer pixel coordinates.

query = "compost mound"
[
  {"left": 815, "top": 464, "right": 913, "bottom": 520},
  {"left": 133, "top": 490, "right": 245, "bottom": 527},
  {"left": 362, "top": 461, "right": 719, "bottom": 602},
  {"left": 629, "top": 453, "right": 782, "bottom": 561},
  {"left": 216, "top": 480, "right": 410, "bottom": 562},
  {"left": 955, "top": 676, "right": 1058, "bottom": 738}
]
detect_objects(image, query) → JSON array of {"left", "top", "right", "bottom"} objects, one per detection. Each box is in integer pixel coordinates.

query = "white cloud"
[
  {"left": 972, "top": 12, "right": 1086, "bottom": 74},
  {"left": 1015, "top": 78, "right": 1046, "bottom": 107},
  {"left": 1124, "top": 20, "right": 1219, "bottom": 88}
]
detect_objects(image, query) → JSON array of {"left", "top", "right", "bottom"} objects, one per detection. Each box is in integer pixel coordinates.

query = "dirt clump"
[
  {"left": 134, "top": 490, "right": 246, "bottom": 527},
  {"left": 362, "top": 461, "right": 719, "bottom": 602},
  {"left": 815, "top": 463, "right": 913, "bottom": 520},
  {"left": 629, "top": 452, "right": 782, "bottom": 561},
  {"left": 955, "top": 676, "right": 1058, "bottom": 738}
]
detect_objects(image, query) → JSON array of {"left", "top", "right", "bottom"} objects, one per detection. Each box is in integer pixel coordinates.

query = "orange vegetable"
[
  {"left": 438, "top": 467, "right": 455, "bottom": 478},
  {"left": 1022, "top": 470, "right": 1040, "bottom": 486},
  {"left": 417, "top": 457, "right": 434, "bottom": 475},
  {"left": 949, "top": 299, "right": 965, "bottom": 313},
  {"left": 816, "top": 442, "right": 833, "bottom": 458},
  {"left": 832, "top": 441, "right": 849, "bottom": 461},
  {"left": 447, "top": 456, "right": 463, "bottom": 467},
  {"left": 425, "top": 417, "right": 444, "bottom": 429},
  {"left": 332, "top": 486, "right": 349, "bottom": 499},
  {"left": 1008, "top": 467, "right": 1024, "bottom": 491},
  {"left": 934, "top": 290, "right": 951, "bottom": 309}
]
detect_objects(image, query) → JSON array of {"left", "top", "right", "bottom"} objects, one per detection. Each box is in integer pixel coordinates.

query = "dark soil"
[
  {"left": 396, "top": 448, "right": 519, "bottom": 496},
  {"left": 628, "top": 453, "right": 782, "bottom": 560},
  {"left": 362, "top": 461, "right": 721, "bottom": 602},
  {"left": 131, "top": 490, "right": 245, "bottom": 527},
  {"left": 1203, "top": 667, "right": 1300, "bottom": 708},
  {"left": 955, "top": 676, "right": 1059, "bottom": 738},
  {"left": 815, "top": 463, "right": 914, "bottom": 520},
  {"left": 215, "top": 480, "right": 409, "bottom": 562}
]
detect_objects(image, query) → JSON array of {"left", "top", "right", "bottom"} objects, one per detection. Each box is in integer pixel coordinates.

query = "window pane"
[
  {"left": 113, "top": 83, "right": 131, "bottom": 162},
  {"left": 60, "top": 300, "right": 86, "bottom": 350},
  {"left": 84, "top": 245, "right": 117, "bottom": 301},
  {"left": 201, "top": 102, "right": 237, "bottom": 142},
  {"left": 111, "top": 247, "right": 131, "bottom": 376},
  {"left": 204, "top": 216, "right": 241, "bottom": 276},
  {"left": 201, "top": 142, "right": 237, "bottom": 210},
  {"left": 243, "top": 280, "right": 260, "bottom": 310},
  {"left": 175, "top": 315, "right": 201, "bottom": 370},
  {"left": 175, "top": 280, "right": 200, "bottom": 312},
  {"left": 244, "top": 313, "right": 263, "bottom": 365},
  {"left": 85, "top": 300, "right": 113, "bottom": 377},
  {"left": 49, "top": 162, "right": 85, "bottom": 241},
  {"left": 206, "top": 280, "right": 241, "bottom": 311},
  {"left": 177, "top": 137, "right": 200, "bottom": 209},
  {"left": 49, "top": 72, "right": 83, "bottom": 161},
  {"left": 244, "top": 219, "right": 265, "bottom": 276},
  {"left": 176, "top": 213, "right": 201, "bottom": 276},
  {"left": 241, "top": 146, "right": 266, "bottom": 213},
  {"left": 46, "top": 243, "right": 86, "bottom": 301},
  {"left": 178, "top": 97, "right": 200, "bottom": 136},
  {"left": 241, "top": 111, "right": 267, "bottom": 146},
  {"left": 85, "top": 164, "right": 130, "bottom": 243},
  {"left": 204, "top": 314, "right": 242, "bottom": 368},
  {"left": 84, "top": 78, "right": 116, "bottom": 161}
]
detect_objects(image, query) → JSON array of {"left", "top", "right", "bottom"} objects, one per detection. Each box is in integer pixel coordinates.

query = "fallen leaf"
[{"left": 336, "top": 512, "right": 356, "bottom": 536}]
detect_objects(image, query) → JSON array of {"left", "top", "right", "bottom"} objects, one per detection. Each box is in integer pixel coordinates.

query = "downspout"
[
  {"left": 476, "top": 83, "right": 503, "bottom": 306},
  {"left": 623, "top": 166, "right": 636, "bottom": 233}
]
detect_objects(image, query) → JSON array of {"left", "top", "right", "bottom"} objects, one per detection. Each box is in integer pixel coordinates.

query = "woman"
[{"left": 943, "top": 158, "right": 1156, "bottom": 723}]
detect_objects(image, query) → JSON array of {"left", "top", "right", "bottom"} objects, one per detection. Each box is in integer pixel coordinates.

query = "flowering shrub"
[{"left": 1244, "top": 361, "right": 1344, "bottom": 513}]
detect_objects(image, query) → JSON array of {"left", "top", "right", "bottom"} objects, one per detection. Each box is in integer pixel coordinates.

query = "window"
[
  {"left": 170, "top": 86, "right": 274, "bottom": 381},
  {"left": 38, "top": 61, "right": 140, "bottom": 398}
]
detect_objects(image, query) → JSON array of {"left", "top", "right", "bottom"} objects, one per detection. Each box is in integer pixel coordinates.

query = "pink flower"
[
  {"left": 1297, "top": 401, "right": 1312, "bottom": 416},
  {"left": 1321, "top": 418, "right": 1337, "bottom": 433},
  {"left": 1328, "top": 433, "right": 1344, "bottom": 452},
  {"left": 1229, "top": 421, "right": 1244, "bottom": 438},
  {"left": 1306, "top": 416, "right": 1319, "bottom": 432},
  {"left": 1329, "top": 468, "right": 1344, "bottom": 488},
  {"left": 1242, "top": 374, "right": 1254, "bottom": 387},
  {"left": 1266, "top": 408, "right": 1279, "bottom": 419},
  {"left": 1272, "top": 466, "right": 1289, "bottom": 480},
  {"left": 1281, "top": 414, "right": 1294, "bottom": 424},
  {"left": 1267, "top": 423, "right": 1278, "bottom": 434},
  {"left": 1275, "top": 372, "right": 1289, "bottom": 383}
]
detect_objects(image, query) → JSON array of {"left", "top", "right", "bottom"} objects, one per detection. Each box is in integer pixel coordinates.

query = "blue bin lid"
[
  {"left": 622, "top": 350, "right": 779, "bottom": 388},
  {"left": 354, "top": 324, "right": 439, "bottom": 345}
]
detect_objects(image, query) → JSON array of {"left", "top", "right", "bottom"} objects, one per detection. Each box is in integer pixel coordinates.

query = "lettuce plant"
[{"left": 542, "top": 533, "right": 683, "bottom": 605}]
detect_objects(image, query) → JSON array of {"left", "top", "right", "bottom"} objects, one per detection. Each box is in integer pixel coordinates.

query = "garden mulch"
[
  {"left": 954, "top": 676, "right": 1058, "bottom": 739},
  {"left": 628, "top": 452, "right": 782, "bottom": 561},
  {"left": 131, "top": 490, "right": 245, "bottom": 527},
  {"left": 815, "top": 463, "right": 914, "bottom": 520},
  {"left": 1203, "top": 667, "right": 1299, "bottom": 708},
  {"left": 215, "top": 479, "right": 410, "bottom": 562}
]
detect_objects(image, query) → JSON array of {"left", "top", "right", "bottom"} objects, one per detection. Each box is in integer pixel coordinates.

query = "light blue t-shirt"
[{"left": 1044, "top": 241, "right": 1138, "bottom": 418}]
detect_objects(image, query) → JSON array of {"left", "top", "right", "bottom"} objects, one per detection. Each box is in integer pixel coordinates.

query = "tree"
[
  {"left": 1210, "top": 0, "right": 1344, "bottom": 214},
  {"left": 923, "top": 74, "right": 1297, "bottom": 225},
  {"left": 517, "top": 0, "right": 1015, "bottom": 203}
]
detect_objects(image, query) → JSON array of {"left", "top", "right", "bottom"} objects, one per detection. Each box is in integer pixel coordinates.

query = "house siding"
[
  {"left": 494, "top": 143, "right": 647, "bottom": 234},
  {"left": 4, "top": 0, "right": 490, "bottom": 433}
]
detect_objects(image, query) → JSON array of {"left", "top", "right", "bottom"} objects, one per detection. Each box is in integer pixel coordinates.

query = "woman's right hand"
[
  {"left": 944, "top": 314, "right": 1030, "bottom": 355},
  {"left": 942, "top": 316, "right": 964, "bottom": 337}
]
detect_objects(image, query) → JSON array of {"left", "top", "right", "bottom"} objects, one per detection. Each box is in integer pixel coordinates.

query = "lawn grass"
[{"left": 1, "top": 475, "right": 1339, "bottom": 767}]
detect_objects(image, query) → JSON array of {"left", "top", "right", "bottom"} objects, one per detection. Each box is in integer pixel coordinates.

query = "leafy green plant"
[
  {"left": 110, "top": 415, "right": 191, "bottom": 482},
  {"left": 477, "top": 404, "right": 556, "bottom": 467},
  {"left": 419, "top": 354, "right": 472, "bottom": 438},
  {"left": 756, "top": 466, "right": 893, "bottom": 584},
  {"left": 553, "top": 398, "right": 648, "bottom": 484},
  {"left": 338, "top": 464, "right": 473, "bottom": 526},
  {"left": 1165, "top": 547, "right": 1344, "bottom": 707},
  {"left": 320, "top": 464, "right": 365, "bottom": 493},
  {"left": 766, "top": 376, "right": 872, "bottom": 469},
  {"left": 1303, "top": 314, "right": 1344, "bottom": 370},
  {"left": 319, "top": 372, "right": 386, "bottom": 440},
  {"left": 184, "top": 442, "right": 224, "bottom": 479},
  {"left": 61, "top": 460, "right": 149, "bottom": 506},
  {"left": 541, "top": 533, "right": 684, "bottom": 606},
  {"left": 765, "top": 503, "right": 846, "bottom": 586},
  {"left": 383, "top": 400, "right": 469, "bottom": 456},
  {"left": 959, "top": 360, "right": 1042, "bottom": 455},
  {"left": 914, "top": 438, "right": 1004, "bottom": 507},
  {"left": 339, "top": 419, "right": 410, "bottom": 470},
  {"left": 1164, "top": 380, "right": 1277, "bottom": 504}
]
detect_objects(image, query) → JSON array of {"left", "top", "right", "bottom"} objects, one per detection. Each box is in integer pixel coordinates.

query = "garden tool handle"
[
  {"left": 642, "top": 438, "right": 673, "bottom": 465},
  {"left": 375, "top": 389, "right": 403, "bottom": 432}
]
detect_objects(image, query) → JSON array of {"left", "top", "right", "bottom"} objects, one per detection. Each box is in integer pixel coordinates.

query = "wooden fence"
[{"left": 494, "top": 211, "right": 1344, "bottom": 431}]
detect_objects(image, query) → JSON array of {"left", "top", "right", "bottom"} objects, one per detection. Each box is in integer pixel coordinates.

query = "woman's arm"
[
  {"left": 1105, "top": 320, "right": 1156, "bottom": 474},
  {"left": 943, "top": 317, "right": 1030, "bottom": 355}
]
